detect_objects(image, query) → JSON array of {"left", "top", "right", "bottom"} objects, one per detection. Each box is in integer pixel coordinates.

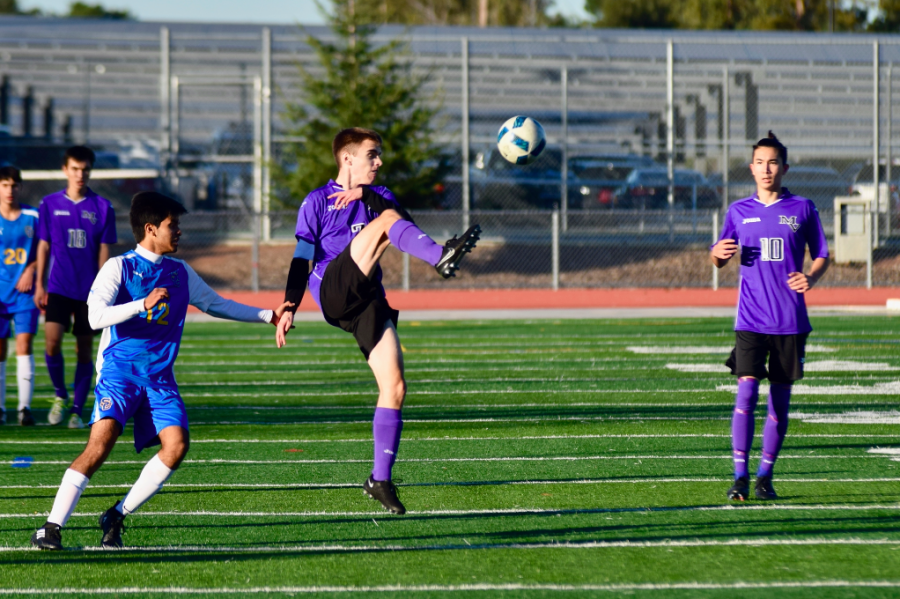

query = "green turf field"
[{"left": 1, "top": 315, "right": 899, "bottom": 598}]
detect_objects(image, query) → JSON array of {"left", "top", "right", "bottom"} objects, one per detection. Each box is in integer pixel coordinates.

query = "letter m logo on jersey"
[{"left": 779, "top": 215, "right": 800, "bottom": 232}]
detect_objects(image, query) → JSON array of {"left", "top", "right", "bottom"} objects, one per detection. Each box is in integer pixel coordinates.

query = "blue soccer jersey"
[
  {"left": 88, "top": 245, "right": 273, "bottom": 389},
  {"left": 38, "top": 188, "right": 117, "bottom": 302},
  {"left": 0, "top": 204, "right": 39, "bottom": 314},
  {"left": 716, "top": 188, "right": 829, "bottom": 335},
  {"left": 294, "top": 180, "right": 399, "bottom": 308}
]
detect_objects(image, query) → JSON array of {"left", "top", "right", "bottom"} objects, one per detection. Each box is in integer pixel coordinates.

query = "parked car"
[
  {"left": 611, "top": 167, "right": 720, "bottom": 210},
  {"left": 569, "top": 154, "right": 657, "bottom": 209},
  {"left": 846, "top": 162, "right": 898, "bottom": 213},
  {"left": 470, "top": 147, "right": 562, "bottom": 210}
]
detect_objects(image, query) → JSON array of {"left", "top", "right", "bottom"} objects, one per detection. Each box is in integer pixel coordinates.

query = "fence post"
[
  {"left": 666, "top": 39, "right": 675, "bottom": 242},
  {"left": 888, "top": 61, "right": 893, "bottom": 238},
  {"left": 261, "top": 27, "right": 272, "bottom": 242},
  {"left": 160, "top": 26, "right": 170, "bottom": 162},
  {"left": 874, "top": 40, "right": 880, "bottom": 248},
  {"left": 402, "top": 252, "right": 410, "bottom": 292},
  {"left": 867, "top": 207, "right": 873, "bottom": 290},
  {"left": 712, "top": 211, "right": 719, "bottom": 291},
  {"left": 560, "top": 65, "right": 568, "bottom": 232},
  {"left": 251, "top": 212, "right": 260, "bottom": 293},
  {"left": 722, "top": 66, "right": 729, "bottom": 211},
  {"left": 461, "top": 37, "right": 470, "bottom": 232},
  {"left": 551, "top": 209, "right": 560, "bottom": 291}
]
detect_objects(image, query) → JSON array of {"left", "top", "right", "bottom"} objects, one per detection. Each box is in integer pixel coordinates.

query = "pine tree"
[{"left": 274, "top": 1, "right": 448, "bottom": 209}]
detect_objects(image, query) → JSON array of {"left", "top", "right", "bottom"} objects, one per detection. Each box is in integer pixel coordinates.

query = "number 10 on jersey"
[{"left": 760, "top": 237, "right": 784, "bottom": 262}]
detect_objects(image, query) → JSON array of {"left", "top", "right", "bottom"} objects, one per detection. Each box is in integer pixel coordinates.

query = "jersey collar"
[
  {"left": 63, "top": 187, "right": 95, "bottom": 204},
  {"left": 135, "top": 245, "right": 163, "bottom": 264},
  {"left": 751, "top": 187, "right": 791, "bottom": 207}
]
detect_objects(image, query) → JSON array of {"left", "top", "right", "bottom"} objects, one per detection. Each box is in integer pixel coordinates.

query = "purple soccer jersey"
[
  {"left": 37, "top": 189, "right": 117, "bottom": 301},
  {"left": 294, "top": 180, "right": 399, "bottom": 308},
  {"left": 716, "top": 188, "right": 829, "bottom": 335}
]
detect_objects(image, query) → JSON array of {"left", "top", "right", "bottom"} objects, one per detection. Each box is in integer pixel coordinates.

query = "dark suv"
[{"left": 611, "top": 167, "right": 720, "bottom": 210}]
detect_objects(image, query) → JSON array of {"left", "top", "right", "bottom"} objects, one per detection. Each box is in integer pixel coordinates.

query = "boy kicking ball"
[{"left": 31, "top": 192, "right": 292, "bottom": 550}]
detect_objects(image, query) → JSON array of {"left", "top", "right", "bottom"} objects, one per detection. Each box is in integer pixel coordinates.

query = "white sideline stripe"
[
  {"left": 717, "top": 382, "right": 900, "bottom": 396},
  {"left": 0, "top": 581, "right": 898, "bottom": 594},
  {"left": 668, "top": 361, "right": 898, "bottom": 373},
  {"left": 869, "top": 448, "right": 900, "bottom": 455},
  {"left": 794, "top": 411, "right": 900, "bottom": 424},
  {"left": 190, "top": 417, "right": 739, "bottom": 425},
  {"left": 1, "top": 538, "right": 900, "bottom": 555},
  {"left": 9, "top": 454, "right": 884, "bottom": 466},
  {"left": 3, "top": 433, "right": 896, "bottom": 445},
  {"left": 629, "top": 345, "right": 835, "bottom": 354},
  {"left": 2, "top": 478, "right": 899, "bottom": 491}
]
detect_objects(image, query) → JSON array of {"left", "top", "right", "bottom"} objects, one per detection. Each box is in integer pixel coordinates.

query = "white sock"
[
  {"left": 0, "top": 360, "right": 6, "bottom": 414},
  {"left": 118, "top": 455, "right": 174, "bottom": 515},
  {"left": 47, "top": 469, "right": 90, "bottom": 527},
  {"left": 16, "top": 355, "right": 33, "bottom": 411}
]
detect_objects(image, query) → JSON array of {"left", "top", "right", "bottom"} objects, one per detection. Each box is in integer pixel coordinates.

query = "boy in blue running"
[
  {"left": 35, "top": 146, "right": 117, "bottom": 429},
  {"left": 0, "top": 166, "right": 39, "bottom": 426},
  {"left": 30, "top": 192, "right": 292, "bottom": 550},
  {"left": 711, "top": 132, "right": 829, "bottom": 501}
]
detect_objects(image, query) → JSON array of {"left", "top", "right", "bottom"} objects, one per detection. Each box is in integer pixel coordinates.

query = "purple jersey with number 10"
[
  {"left": 716, "top": 188, "right": 829, "bottom": 335},
  {"left": 38, "top": 188, "right": 117, "bottom": 302}
]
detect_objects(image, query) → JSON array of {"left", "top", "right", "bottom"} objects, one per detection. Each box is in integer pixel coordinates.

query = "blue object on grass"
[{"left": 11, "top": 457, "right": 33, "bottom": 468}]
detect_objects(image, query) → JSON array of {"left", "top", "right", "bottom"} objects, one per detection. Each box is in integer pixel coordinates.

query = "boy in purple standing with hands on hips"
[
  {"left": 34, "top": 146, "right": 117, "bottom": 429},
  {"left": 711, "top": 131, "right": 829, "bottom": 501}
]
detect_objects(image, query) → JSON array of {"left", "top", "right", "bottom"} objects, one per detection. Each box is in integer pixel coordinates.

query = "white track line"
[
  {"left": 718, "top": 383, "right": 900, "bottom": 396},
  {"left": 8, "top": 454, "right": 886, "bottom": 466},
  {"left": 793, "top": 411, "right": 900, "bottom": 424},
  {"left": 3, "top": 478, "right": 900, "bottom": 491},
  {"left": 669, "top": 361, "right": 898, "bottom": 373},
  {"left": 629, "top": 345, "right": 835, "bottom": 354},
  {"left": 0, "top": 581, "right": 898, "bottom": 594},
  {"left": 1, "top": 538, "right": 899, "bottom": 555}
]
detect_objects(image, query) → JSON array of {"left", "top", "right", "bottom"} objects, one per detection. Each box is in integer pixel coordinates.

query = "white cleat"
[
  {"left": 47, "top": 397, "right": 68, "bottom": 425},
  {"left": 67, "top": 413, "right": 85, "bottom": 429}
]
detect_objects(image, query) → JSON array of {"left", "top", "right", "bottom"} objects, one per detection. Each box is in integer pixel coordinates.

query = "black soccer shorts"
[
  {"left": 44, "top": 293, "right": 98, "bottom": 336},
  {"left": 725, "top": 330, "right": 809, "bottom": 385},
  {"left": 319, "top": 243, "right": 399, "bottom": 360}
]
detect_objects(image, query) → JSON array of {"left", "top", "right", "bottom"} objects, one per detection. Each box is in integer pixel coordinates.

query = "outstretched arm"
[
  {"left": 186, "top": 263, "right": 289, "bottom": 323},
  {"left": 277, "top": 240, "right": 312, "bottom": 348}
]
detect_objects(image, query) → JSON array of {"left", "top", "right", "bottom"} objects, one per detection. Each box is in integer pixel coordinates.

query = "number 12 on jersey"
[
  {"left": 145, "top": 303, "right": 169, "bottom": 325},
  {"left": 760, "top": 237, "right": 784, "bottom": 262}
]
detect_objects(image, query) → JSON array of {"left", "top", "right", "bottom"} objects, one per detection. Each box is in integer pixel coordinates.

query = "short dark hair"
[
  {"left": 0, "top": 166, "right": 22, "bottom": 184},
  {"left": 130, "top": 192, "right": 188, "bottom": 242},
  {"left": 332, "top": 128, "right": 382, "bottom": 169},
  {"left": 63, "top": 145, "right": 96, "bottom": 167},
  {"left": 752, "top": 131, "right": 788, "bottom": 165}
]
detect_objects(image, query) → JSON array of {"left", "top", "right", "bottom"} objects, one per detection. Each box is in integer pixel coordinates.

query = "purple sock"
[
  {"left": 71, "top": 362, "right": 94, "bottom": 418},
  {"left": 372, "top": 407, "right": 403, "bottom": 482},
  {"left": 45, "top": 353, "right": 68, "bottom": 400},
  {"left": 732, "top": 377, "right": 759, "bottom": 479},
  {"left": 388, "top": 220, "right": 443, "bottom": 266},
  {"left": 757, "top": 384, "right": 791, "bottom": 478}
]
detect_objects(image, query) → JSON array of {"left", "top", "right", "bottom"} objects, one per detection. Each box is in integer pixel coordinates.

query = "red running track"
[{"left": 193, "top": 287, "right": 900, "bottom": 313}]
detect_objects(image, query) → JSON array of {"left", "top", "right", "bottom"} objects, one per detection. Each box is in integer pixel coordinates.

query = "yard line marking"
[
  {"left": 0, "top": 582, "right": 898, "bottom": 594},
  {"left": 2, "top": 478, "right": 900, "bottom": 491},
  {"left": 718, "top": 382, "right": 900, "bottom": 396},
  {"left": 868, "top": 448, "right": 900, "bottom": 455},
  {"left": 629, "top": 345, "right": 835, "bottom": 354},
  {"left": 1, "top": 538, "right": 900, "bottom": 555},
  {"left": 3, "top": 433, "right": 897, "bottom": 446},
  {"left": 668, "top": 361, "right": 898, "bottom": 373},
  {"left": 2, "top": 503, "right": 900, "bottom": 518},
  {"left": 794, "top": 411, "right": 900, "bottom": 424},
  {"left": 9, "top": 454, "right": 885, "bottom": 466}
]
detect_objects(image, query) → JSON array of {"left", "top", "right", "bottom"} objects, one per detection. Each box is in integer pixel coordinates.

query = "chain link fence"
[{"left": 3, "top": 21, "right": 900, "bottom": 289}]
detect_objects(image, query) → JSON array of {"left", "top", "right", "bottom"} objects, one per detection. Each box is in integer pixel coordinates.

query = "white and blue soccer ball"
[{"left": 496, "top": 115, "right": 546, "bottom": 165}]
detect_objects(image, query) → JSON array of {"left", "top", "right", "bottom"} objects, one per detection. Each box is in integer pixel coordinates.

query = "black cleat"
[
  {"left": 18, "top": 407, "right": 35, "bottom": 426},
  {"left": 99, "top": 504, "right": 126, "bottom": 549},
  {"left": 755, "top": 475, "right": 778, "bottom": 500},
  {"left": 364, "top": 475, "right": 406, "bottom": 514},
  {"left": 727, "top": 476, "right": 750, "bottom": 501},
  {"left": 435, "top": 224, "right": 481, "bottom": 279},
  {"left": 31, "top": 522, "right": 63, "bottom": 550}
]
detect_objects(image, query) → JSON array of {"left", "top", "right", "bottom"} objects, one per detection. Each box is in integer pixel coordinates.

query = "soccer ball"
[{"left": 496, "top": 116, "right": 546, "bottom": 165}]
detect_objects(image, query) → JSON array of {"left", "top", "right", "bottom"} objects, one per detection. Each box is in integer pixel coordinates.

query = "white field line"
[
  {"left": 3, "top": 433, "right": 896, "bottom": 445},
  {"left": 668, "top": 361, "right": 898, "bottom": 373},
  {"left": 1, "top": 538, "right": 900, "bottom": 555},
  {"left": 8, "top": 454, "right": 886, "bottom": 466},
  {"left": 869, "top": 448, "right": 900, "bottom": 455},
  {"left": 793, "top": 411, "right": 900, "bottom": 424},
  {"left": 629, "top": 345, "right": 835, "bottom": 354},
  {"left": 0, "top": 581, "right": 899, "bottom": 594},
  {"left": 2, "top": 478, "right": 900, "bottom": 491},
  {"left": 717, "top": 382, "right": 900, "bottom": 396}
]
